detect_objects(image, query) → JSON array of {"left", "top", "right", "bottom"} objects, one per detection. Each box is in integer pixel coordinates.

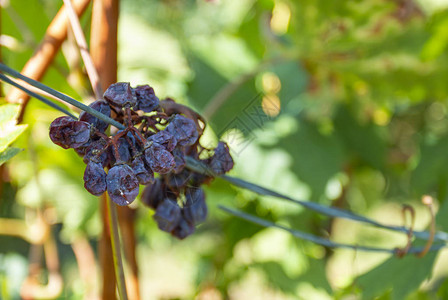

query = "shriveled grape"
[
  {"left": 83, "top": 138, "right": 110, "bottom": 167},
  {"left": 79, "top": 100, "right": 111, "bottom": 132},
  {"left": 153, "top": 199, "right": 181, "bottom": 232},
  {"left": 183, "top": 187, "right": 207, "bottom": 225},
  {"left": 209, "top": 142, "right": 234, "bottom": 175},
  {"left": 49, "top": 116, "right": 91, "bottom": 149},
  {"left": 165, "top": 115, "right": 198, "bottom": 146},
  {"left": 144, "top": 142, "right": 175, "bottom": 174},
  {"left": 171, "top": 216, "right": 195, "bottom": 240},
  {"left": 147, "top": 130, "right": 177, "bottom": 152},
  {"left": 133, "top": 85, "right": 159, "bottom": 112},
  {"left": 83, "top": 161, "right": 107, "bottom": 195},
  {"left": 131, "top": 156, "right": 154, "bottom": 185},
  {"left": 141, "top": 179, "right": 164, "bottom": 209},
  {"left": 106, "top": 164, "right": 139, "bottom": 206},
  {"left": 172, "top": 148, "right": 186, "bottom": 174},
  {"left": 103, "top": 82, "right": 136, "bottom": 108}
]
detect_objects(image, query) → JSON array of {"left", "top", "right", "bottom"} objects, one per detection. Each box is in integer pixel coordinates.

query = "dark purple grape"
[
  {"left": 103, "top": 82, "right": 136, "bottom": 108},
  {"left": 141, "top": 179, "right": 164, "bottom": 209},
  {"left": 147, "top": 130, "right": 177, "bottom": 151},
  {"left": 165, "top": 115, "right": 198, "bottom": 146},
  {"left": 79, "top": 100, "right": 111, "bottom": 132},
  {"left": 133, "top": 85, "right": 159, "bottom": 112},
  {"left": 49, "top": 116, "right": 91, "bottom": 149},
  {"left": 83, "top": 161, "right": 107, "bottom": 195},
  {"left": 209, "top": 142, "right": 234, "bottom": 175},
  {"left": 74, "top": 138, "right": 93, "bottom": 156},
  {"left": 131, "top": 156, "right": 154, "bottom": 185},
  {"left": 171, "top": 216, "right": 195, "bottom": 239},
  {"left": 144, "top": 142, "right": 175, "bottom": 174},
  {"left": 172, "top": 148, "right": 186, "bottom": 174},
  {"left": 165, "top": 169, "right": 191, "bottom": 190},
  {"left": 183, "top": 187, "right": 207, "bottom": 225},
  {"left": 153, "top": 199, "right": 181, "bottom": 232},
  {"left": 191, "top": 172, "right": 211, "bottom": 186},
  {"left": 106, "top": 164, "right": 139, "bottom": 206},
  {"left": 83, "top": 138, "right": 110, "bottom": 167},
  {"left": 125, "top": 131, "right": 140, "bottom": 155},
  {"left": 113, "top": 136, "right": 132, "bottom": 164}
]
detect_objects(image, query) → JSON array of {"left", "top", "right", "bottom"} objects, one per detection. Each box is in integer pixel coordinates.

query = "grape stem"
[{"left": 62, "top": 0, "right": 103, "bottom": 98}]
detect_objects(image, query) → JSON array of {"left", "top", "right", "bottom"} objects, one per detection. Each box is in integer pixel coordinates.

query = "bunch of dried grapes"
[{"left": 49, "top": 82, "right": 233, "bottom": 239}]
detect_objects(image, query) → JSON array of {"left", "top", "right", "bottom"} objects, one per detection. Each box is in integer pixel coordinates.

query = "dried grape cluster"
[{"left": 49, "top": 82, "right": 234, "bottom": 239}]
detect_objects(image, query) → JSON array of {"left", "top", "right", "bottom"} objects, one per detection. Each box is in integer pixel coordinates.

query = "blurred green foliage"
[{"left": 3, "top": 0, "right": 448, "bottom": 299}]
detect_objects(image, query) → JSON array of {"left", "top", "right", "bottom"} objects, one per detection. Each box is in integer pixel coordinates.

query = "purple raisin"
[
  {"left": 147, "top": 130, "right": 177, "bottom": 152},
  {"left": 106, "top": 164, "right": 140, "bottom": 206},
  {"left": 79, "top": 100, "right": 111, "bottom": 132},
  {"left": 209, "top": 142, "right": 234, "bottom": 175},
  {"left": 172, "top": 148, "right": 186, "bottom": 174},
  {"left": 133, "top": 85, "right": 159, "bottom": 112},
  {"left": 83, "top": 138, "right": 110, "bottom": 167},
  {"left": 49, "top": 116, "right": 91, "bottom": 149},
  {"left": 183, "top": 187, "right": 207, "bottom": 225},
  {"left": 144, "top": 142, "right": 175, "bottom": 174},
  {"left": 165, "top": 169, "right": 191, "bottom": 190},
  {"left": 165, "top": 115, "right": 198, "bottom": 146},
  {"left": 141, "top": 179, "right": 164, "bottom": 209},
  {"left": 171, "top": 216, "right": 195, "bottom": 239},
  {"left": 103, "top": 82, "right": 136, "bottom": 108},
  {"left": 131, "top": 156, "right": 154, "bottom": 185},
  {"left": 83, "top": 161, "right": 107, "bottom": 196},
  {"left": 153, "top": 199, "right": 181, "bottom": 232},
  {"left": 113, "top": 136, "right": 132, "bottom": 164}
]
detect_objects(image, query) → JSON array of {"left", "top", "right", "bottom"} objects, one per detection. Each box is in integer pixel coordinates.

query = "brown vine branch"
[
  {"left": 118, "top": 207, "right": 140, "bottom": 300},
  {"left": 72, "top": 236, "right": 100, "bottom": 300},
  {"left": 63, "top": 0, "right": 102, "bottom": 98},
  {"left": 20, "top": 214, "right": 63, "bottom": 300},
  {"left": 90, "top": 0, "right": 119, "bottom": 92},
  {"left": 0, "top": 211, "right": 49, "bottom": 244},
  {"left": 99, "top": 193, "right": 118, "bottom": 300},
  {"left": 5, "top": 0, "right": 91, "bottom": 122}
]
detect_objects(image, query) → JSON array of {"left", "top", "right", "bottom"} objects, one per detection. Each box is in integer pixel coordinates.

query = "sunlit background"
[{"left": 3, "top": 0, "right": 448, "bottom": 299}]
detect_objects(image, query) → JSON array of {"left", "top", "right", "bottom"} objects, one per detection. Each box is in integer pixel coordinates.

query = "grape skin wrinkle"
[
  {"left": 106, "top": 164, "right": 140, "bottom": 206},
  {"left": 84, "top": 161, "right": 107, "bottom": 196}
]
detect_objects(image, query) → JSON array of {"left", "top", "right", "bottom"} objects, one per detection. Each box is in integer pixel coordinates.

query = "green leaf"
[
  {"left": 0, "top": 126, "right": 27, "bottom": 153},
  {"left": 254, "top": 261, "right": 299, "bottom": 294},
  {"left": 187, "top": 55, "right": 260, "bottom": 135},
  {"left": 277, "top": 119, "right": 346, "bottom": 200},
  {"left": 356, "top": 251, "right": 437, "bottom": 300},
  {"left": 334, "top": 105, "right": 387, "bottom": 170},
  {"left": 0, "top": 148, "right": 22, "bottom": 166},
  {"left": 0, "top": 104, "right": 19, "bottom": 124},
  {"left": 421, "top": 13, "right": 448, "bottom": 61},
  {"left": 253, "top": 258, "right": 332, "bottom": 296},
  {"left": 411, "top": 134, "right": 448, "bottom": 196},
  {"left": 0, "top": 104, "right": 27, "bottom": 153}
]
